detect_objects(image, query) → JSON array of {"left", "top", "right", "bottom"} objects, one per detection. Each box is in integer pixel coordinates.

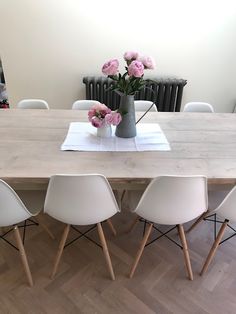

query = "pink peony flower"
[
  {"left": 139, "top": 55, "right": 155, "bottom": 69},
  {"left": 111, "top": 112, "right": 122, "bottom": 126},
  {"left": 102, "top": 59, "right": 119, "bottom": 76},
  {"left": 95, "top": 103, "right": 111, "bottom": 113},
  {"left": 128, "top": 60, "right": 144, "bottom": 78},
  {"left": 124, "top": 51, "right": 139, "bottom": 61},
  {"left": 91, "top": 116, "right": 104, "bottom": 128},
  {"left": 88, "top": 108, "right": 96, "bottom": 121},
  {"left": 104, "top": 113, "right": 113, "bottom": 125},
  {"left": 99, "top": 108, "right": 111, "bottom": 118},
  {"left": 88, "top": 103, "right": 111, "bottom": 121},
  {"left": 105, "top": 112, "right": 122, "bottom": 126}
]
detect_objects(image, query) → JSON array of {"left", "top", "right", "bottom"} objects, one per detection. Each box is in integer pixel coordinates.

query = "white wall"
[{"left": 1, "top": 0, "right": 236, "bottom": 111}]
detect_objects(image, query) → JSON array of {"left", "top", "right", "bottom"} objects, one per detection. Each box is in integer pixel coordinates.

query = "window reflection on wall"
[{"left": 0, "top": 58, "right": 9, "bottom": 108}]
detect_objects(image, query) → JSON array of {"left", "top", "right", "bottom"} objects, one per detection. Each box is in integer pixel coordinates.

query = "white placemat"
[{"left": 61, "top": 122, "right": 171, "bottom": 152}]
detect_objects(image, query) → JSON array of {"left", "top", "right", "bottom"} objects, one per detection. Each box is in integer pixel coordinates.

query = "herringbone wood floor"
[{"left": 0, "top": 188, "right": 236, "bottom": 314}]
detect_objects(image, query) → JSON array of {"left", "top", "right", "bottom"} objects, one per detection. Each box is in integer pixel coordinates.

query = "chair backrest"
[
  {"left": 134, "top": 176, "right": 208, "bottom": 225},
  {"left": 214, "top": 185, "right": 236, "bottom": 222},
  {"left": 0, "top": 180, "right": 31, "bottom": 227},
  {"left": 44, "top": 174, "right": 120, "bottom": 225},
  {"left": 134, "top": 100, "right": 157, "bottom": 112},
  {"left": 183, "top": 102, "right": 214, "bottom": 113},
  {"left": 17, "top": 99, "right": 49, "bottom": 109},
  {"left": 72, "top": 100, "right": 101, "bottom": 110}
]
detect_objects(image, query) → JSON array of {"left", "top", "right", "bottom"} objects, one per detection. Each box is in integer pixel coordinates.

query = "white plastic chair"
[
  {"left": 44, "top": 174, "right": 120, "bottom": 280},
  {"left": 17, "top": 99, "right": 49, "bottom": 109},
  {"left": 0, "top": 179, "right": 40, "bottom": 286},
  {"left": 72, "top": 100, "right": 101, "bottom": 110},
  {"left": 129, "top": 176, "right": 208, "bottom": 280},
  {"left": 187, "top": 185, "right": 236, "bottom": 276},
  {"left": 183, "top": 102, "right": 214, "bottom": 113},
  {"left": 134, "top": 100, "right": 157, "bottom": 112}
]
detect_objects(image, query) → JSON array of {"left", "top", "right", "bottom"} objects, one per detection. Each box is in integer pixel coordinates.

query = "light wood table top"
[{"left": 1, "top": 109, "right": 236, "bottom": 189}]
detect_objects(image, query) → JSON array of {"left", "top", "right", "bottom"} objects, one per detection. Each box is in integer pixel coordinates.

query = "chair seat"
[
  {"left": 183, "top": 102, "right": 214, "bottom": 113},
  {"left": 72, "top": 100, "right": 101, "bottom": 110},
  {"left": 134, "top": 100, "right": 157, "bottom": 112},
  {"left": 17, "top": 99, "right": 49, "bottom": 109}
]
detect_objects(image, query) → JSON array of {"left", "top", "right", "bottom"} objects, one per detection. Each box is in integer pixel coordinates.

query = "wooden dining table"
[{"left": 0, "top": 109, "right": 236, "bottom": 190}]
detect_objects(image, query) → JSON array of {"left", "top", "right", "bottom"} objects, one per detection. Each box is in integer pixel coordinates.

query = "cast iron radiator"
[{"left": 83, "top": 76, "right": 187, "bottom": 112}]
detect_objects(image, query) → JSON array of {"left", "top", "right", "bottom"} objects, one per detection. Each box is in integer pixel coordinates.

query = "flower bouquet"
[
  {"left": 102, "top": 51, "right": 155, "bottom": 96},
  {"left": 88, "top": 103, "right": 122, "bottom": 137},
  {"left": 102, "top": 51, "right": 155, "bottom": 138}
]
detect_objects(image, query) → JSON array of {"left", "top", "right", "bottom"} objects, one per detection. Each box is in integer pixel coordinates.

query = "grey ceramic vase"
[{"left": 115, "top": 94, "right": 137, "bottom": 138}]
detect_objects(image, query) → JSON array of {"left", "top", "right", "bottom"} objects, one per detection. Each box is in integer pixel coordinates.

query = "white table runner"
[{"left": 61, "top": 122, "right": 171, "bottom": 152}]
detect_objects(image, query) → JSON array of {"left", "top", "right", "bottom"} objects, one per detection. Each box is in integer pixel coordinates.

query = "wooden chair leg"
[
  {"left": 13, "top": 225, "right": 33, "bottom": 287},
  {"left": 178, "top": 224, "right": 193, "bottom": 280},
  {"left": 120, "top": 190, "right": 126, "bottom": 203},
  {"left": 97, "top": 222, "right": 115, "bottom": 280},
  {"left": 200, "top": 219, "right": 228, "bottom": 276},
  {"left": 106, "top": 218, "right": 117, "bottom": 236},
  {"left": 126, "top": 215, "right": 140, "bottom": 233},
  {"left": 129, "top": 223, "right": 153, "bottom": 278},
  {"left": 35, "top": 215, "right": 55, "bottom": 239},
  {"left": 116, "top": 190, "right": 127, "bottom": 211},
  {"left": 113, "top": 190, "right": 123, "bottom": 211},
  {"left": 51, "top": 224, "right": 70, "bottom": 279},
  {"left": 186, "top": 210, "right": 210, "bottom": 233}
]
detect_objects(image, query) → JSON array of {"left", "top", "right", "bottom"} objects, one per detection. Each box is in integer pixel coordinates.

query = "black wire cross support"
[
  {"left": 148, "top": 225, "right": 183, "bottom": 249},
  {"left": 0, "top": 227, "right": 18, "bottom": 250},
  {"left": 139, "top": 218, "right": 183, "bottom": 250},
  {"left": 204, "top": 213, "right": 217, "bottom": 240},
  {"left": 0, "top": 218, "right": 39, "bottom": 250},
  {"left": 204, "top": 213, "right": 236, "bottom": 245},
  {"left": 19, "top": 218, "right": 39, "bottom": 244},
  {"left": 64, "top": 224, "right": 102, "bottom": 249}
]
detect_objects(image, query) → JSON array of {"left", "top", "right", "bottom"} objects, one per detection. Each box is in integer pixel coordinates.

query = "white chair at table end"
[
  {"left": 0, "top": 179, "right": 40, "bottom": 286},
  {"left": 72, "top": 100, "right": 102, "bottom": 110},
  {"left": 183, "top": 102, "right": 214, "bottom": 113},
  {"left": 188, "top": 185, "right": 236, "bottom": 276},
  {"left": 129, "top": 175, "right": 208, "bottom": 281},
  {"left": 17, "top": 99, "right": 49, "bottom": 109},
  {"left": 44, "top": 174, "right": 120, "bottom": 280},
  {"left": 134, "top": 100, "right": 158, "bottom": 112}
]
